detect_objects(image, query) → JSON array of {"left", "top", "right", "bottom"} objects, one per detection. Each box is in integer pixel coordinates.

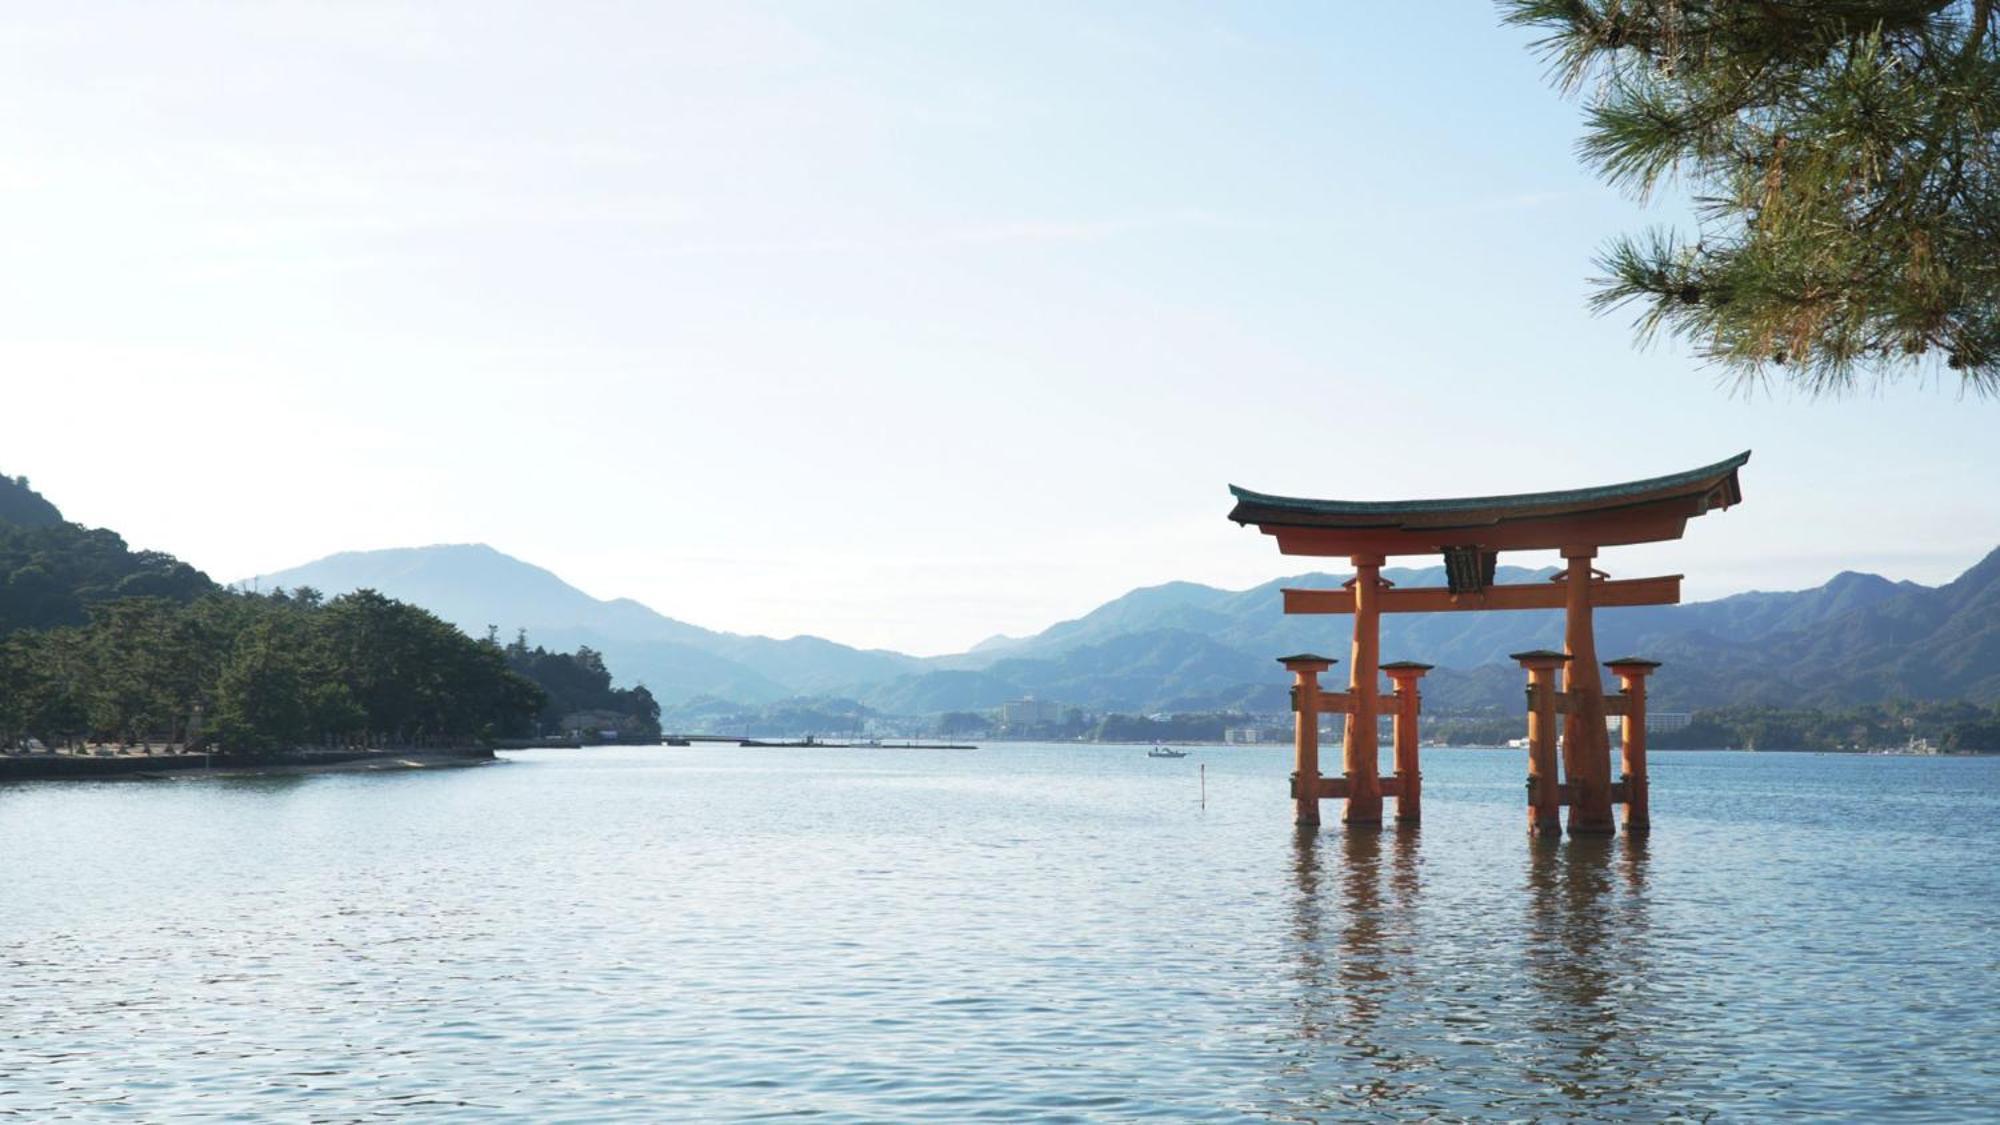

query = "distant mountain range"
[
  {"left": 248, "top": 542, "right": 2000, "bottom": 714},
  {"left": 245, "top": 546, "right": 922, "bottom": 704}
]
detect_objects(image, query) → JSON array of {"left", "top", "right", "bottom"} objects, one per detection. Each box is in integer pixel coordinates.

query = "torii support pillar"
[
  {"left": 1513, "top": 650, "right": 1568, "bottom": 837},
  {"left": 1382, "top": 661, "right": 1432, "bottom": 824},
  {"left": 1607, "top": 658, "right": 1661, "bottom": 833},
  {"left": 1280, "top": 654, "right": 1336, "bottom": 827}
]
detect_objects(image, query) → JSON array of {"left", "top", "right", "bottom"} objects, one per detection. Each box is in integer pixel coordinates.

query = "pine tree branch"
[
  {"left": 1506, "top": 0, "right": 2000, "bottom": 394},
  {"left": 1964, "top": 0, "right": 1995, "bottom": 61}
]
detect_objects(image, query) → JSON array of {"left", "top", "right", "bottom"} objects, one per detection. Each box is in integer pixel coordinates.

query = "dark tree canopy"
[
  {"left": 1505, "top": 0, "right": 2000, "bottom": 394},
  {"left": 0, "top": 474, "right": 63, "bottom": 529},
  {"left": 0, "top": 519, "right": 214, "bottom": 633},
  {"left": 503, "top": 633, "right": 662, "bottom": 740}
]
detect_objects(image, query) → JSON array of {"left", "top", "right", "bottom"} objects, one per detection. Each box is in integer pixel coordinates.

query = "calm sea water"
[{"left": 2, "top": 744, "right": 1996, "bottom": 1121}]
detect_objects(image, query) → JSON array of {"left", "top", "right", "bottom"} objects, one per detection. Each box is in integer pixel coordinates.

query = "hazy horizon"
[
  {"left": 8, "top": 3, "right": 1996, "bottom": 654},
  {"left": 233, "top": 535, "right": 1990, "bottom": 660}
]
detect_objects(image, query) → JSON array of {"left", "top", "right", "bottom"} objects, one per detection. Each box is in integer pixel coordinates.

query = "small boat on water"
[{"left": 1146, "top": 746, "right": 1187, "bottom": 759}]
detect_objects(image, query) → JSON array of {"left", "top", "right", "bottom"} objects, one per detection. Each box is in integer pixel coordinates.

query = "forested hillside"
[
  {"left": 0, "top": 587, "right": 547, "bottom": 753},
  {"left": 0, "top": 475, "right": 654, "bottom": 754},
  {"left": 1, "top": 475, "right": 214, "bottom": 632}
]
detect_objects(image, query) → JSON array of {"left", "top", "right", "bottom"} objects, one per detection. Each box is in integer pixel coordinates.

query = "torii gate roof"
[{"left": 1229, "top": 451, "right": 1749, "bottom": 557}]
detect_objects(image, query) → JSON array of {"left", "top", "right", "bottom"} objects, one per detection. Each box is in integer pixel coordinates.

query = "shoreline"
[{"left": 0, "top": 747, "right": 496, "bottom": 783}]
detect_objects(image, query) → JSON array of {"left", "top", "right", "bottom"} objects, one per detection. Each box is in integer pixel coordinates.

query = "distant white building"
[{"left": 1224, "top": 727, "right": 1263, "bottom": 745}]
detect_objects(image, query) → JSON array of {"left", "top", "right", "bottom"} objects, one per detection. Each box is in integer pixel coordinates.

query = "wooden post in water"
[
  {"left": 1606, "top": 658, "right": 1660, "bottom": 833},
  {"left": 1513, "top": 650, "right": 1569, "bottom": 837},
  {"left": 1381, "top": 661, "right": 1432, "bottom": 824},
  {"left": 1560, "top": 548, "right": 1617, "bottom": 836},
  {"left": 1279, "top": 654, "right": 1336, "bottom": 827},
  {"left": 1342, "top": 556, "right": 1386, "bottom": 828}
]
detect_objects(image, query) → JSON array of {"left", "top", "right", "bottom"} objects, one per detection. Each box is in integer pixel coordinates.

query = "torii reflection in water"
[
  {"left": 1513, "top": 833, "right": 1690, "bottom": 1111},
  {"left": 1278, "top": 825, "right": 1428, "bottom": 1115},
  {"left": 1276, "top": 827, "right": 1689, "bottom": 1118}
]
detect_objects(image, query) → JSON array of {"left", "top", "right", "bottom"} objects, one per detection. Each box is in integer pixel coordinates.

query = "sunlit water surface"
[{"left": 3, "top": 745, "right": 1996, "bottom": 1121}]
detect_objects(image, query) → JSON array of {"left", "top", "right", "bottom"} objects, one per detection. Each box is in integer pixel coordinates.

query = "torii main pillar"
[
  {"left": 1341, "top": 555, "right": 1385, "bottom": 827},
  {"left": 1560, "top": 547, "right": 1616, "bottom": 835}
]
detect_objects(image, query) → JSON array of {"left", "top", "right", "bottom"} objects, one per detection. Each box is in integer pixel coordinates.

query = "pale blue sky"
[{"left": 4, "top": 3, "right": 1993, "bottom": 654}]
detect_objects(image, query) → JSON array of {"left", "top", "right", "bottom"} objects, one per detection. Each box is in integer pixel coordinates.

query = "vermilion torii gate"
[{"left": 1228, "top": 452, "right": 1749, "bottom": 836}]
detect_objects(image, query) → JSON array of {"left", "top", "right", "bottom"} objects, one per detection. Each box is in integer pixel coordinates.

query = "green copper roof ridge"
[{"left": 1228, "top": 450, "right": 1750, "bottom": 518}]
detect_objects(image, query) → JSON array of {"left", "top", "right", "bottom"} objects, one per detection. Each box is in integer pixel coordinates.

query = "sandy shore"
[{"left": 234, "top": 751, "right": 500, "bottom": 777}]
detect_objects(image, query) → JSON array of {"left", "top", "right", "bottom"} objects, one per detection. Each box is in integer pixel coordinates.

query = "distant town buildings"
[
  {"left": 1607, "top": 712, "right": 1693, "bottom": 735},
  {"left": 1000, "top": 697, "right": 1063, "bottom": 727}
]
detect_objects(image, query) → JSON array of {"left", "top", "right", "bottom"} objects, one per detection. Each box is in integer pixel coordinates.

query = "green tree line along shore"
[
  {"left": 0, "top": 475, "right": 658, "bottom": 755},
  {"left": 677, "top": 695, "right": 2000, "bottom": 753},
  {"left": 1428, "top": 699, "right": 2000, "bottom": 753}
]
